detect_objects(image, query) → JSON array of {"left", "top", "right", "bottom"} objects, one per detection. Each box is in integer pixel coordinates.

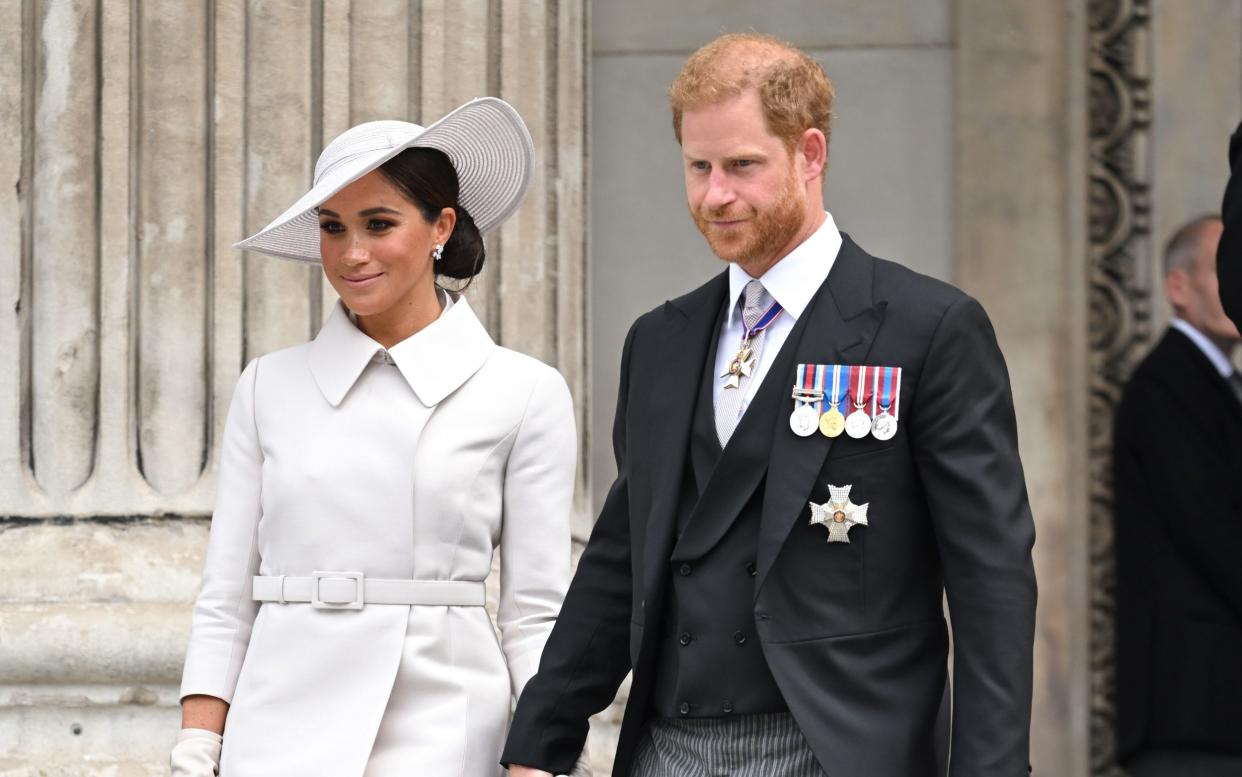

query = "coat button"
[
  {"left": 679, "top": 701, "right": 690, "bottom": 716},
  {"left": 733, "top": 630, "right": 747, "bottom": 645},
  {"left": 679, "top": 563, "right": 692, "bottom": 576},
  {"left": 722, "top": 700, "right": 734, "bottom": 714},
  {"left": 679, "top": 632, "right": 692, "bottom": 646},
  {"left": 745, "top": 562, "right": 757, "bottom": 576}
]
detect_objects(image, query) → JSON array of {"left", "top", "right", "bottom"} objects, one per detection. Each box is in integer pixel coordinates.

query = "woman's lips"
[{"left": 342, "top": 272, "right": 382, "bottom": 289}]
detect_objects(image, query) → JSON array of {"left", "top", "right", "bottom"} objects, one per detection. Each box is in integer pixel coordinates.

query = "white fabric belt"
[{"left": 252, "top": 572, "right": 486, "bottom": 609}]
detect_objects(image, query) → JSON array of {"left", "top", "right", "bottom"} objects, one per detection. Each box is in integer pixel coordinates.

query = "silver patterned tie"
[{"left": 715, "top": 280, "right": 774, "bottom": 445}]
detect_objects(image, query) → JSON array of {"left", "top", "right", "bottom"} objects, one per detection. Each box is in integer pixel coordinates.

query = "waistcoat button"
[
  {"left": 722, "top": 700, "right": 734, "bottom": 713},
  {"left": 679, "top": 632, "right": 692, "bottom": 646},
  {"left": 679, "top": 701, "right": 690, "bottom": 716},
  {"left": 733, "top": 630, "right": 747, "bottom": 645},
  {"left": 679, "top": 563, "right": 692, "bottom": 576},
  {"left": 745, "top": 562, "right": 757, "bottom": 576}
]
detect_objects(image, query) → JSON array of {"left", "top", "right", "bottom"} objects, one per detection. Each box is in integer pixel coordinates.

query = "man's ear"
[
  {"left": 1165, "top": 269, "right": 1189, "bottom": 311},
  {"left": 798, "top": 128, "right": 828, "bottom": 182}
]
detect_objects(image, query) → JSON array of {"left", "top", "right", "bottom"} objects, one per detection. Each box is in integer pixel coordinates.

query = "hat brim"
[{"left": 234, "top": 97, "right": 534, "bottom": 263}]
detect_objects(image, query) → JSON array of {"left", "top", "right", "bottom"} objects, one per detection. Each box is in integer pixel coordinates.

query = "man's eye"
[
  {"left": 319, "top": 221, "right": 343, "bottom": 234},
  {"left": 690, "top": 161, "right": 709, "bottom": 172},
  {"left": 367, "top": 219, "right": 394, "bottom": 231},
  {"left": 735, "top": 159, "right": 753, "bottom": 168}
]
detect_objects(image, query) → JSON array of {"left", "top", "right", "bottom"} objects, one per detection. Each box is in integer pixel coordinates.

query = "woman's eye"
[
  {"left": 367, "top": 219, "right": 394, "bottom": 231},
  {"left": 319, "top": 221, "right": 344, "bottom": 234}
]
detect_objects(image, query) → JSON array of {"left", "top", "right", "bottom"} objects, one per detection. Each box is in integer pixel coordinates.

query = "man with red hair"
[{"left": 504, "top": 34, "right": 1036, "bottom": 777}]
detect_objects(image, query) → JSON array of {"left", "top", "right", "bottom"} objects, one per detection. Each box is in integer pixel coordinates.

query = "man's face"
[
  {"left": 681, "top": 90, "right": 806, "bottom": 270},
  {"left": 1169, "top": 220, "right": 1241, "bottom": 346}
]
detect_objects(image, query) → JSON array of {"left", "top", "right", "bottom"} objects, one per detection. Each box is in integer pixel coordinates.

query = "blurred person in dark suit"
[
  {"left": 1217, "top": 123, "right": 1241, "bottom": 326},
  {"left": 1115, "top": 215, "right": 1242, "bottom": 777}
]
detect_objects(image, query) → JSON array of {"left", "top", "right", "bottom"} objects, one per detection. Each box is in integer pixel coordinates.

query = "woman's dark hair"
[{"left": 378, "top": 147, "right": 485, "bottom": 282}]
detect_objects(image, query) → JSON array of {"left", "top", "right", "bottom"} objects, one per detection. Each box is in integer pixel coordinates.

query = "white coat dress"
[{"left": 179, "top": 293, "right": 577, "bottom": 777}]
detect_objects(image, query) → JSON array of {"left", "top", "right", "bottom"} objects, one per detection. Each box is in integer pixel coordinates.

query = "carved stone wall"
[
  {"left": 0, "top": 1, "right": 590, "bottom": 774},
  {"left": 1087, "top": 2, "right": 1153, "bottom": 775}
]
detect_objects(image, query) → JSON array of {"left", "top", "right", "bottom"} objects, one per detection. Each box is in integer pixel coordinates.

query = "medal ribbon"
[
  {"left": 850, "top": 365, "right": 869, "bottom": 411},
  {"left": 829, "top": 364, "right": 843, "bottom": 412},
  {"left": 870, "top": 367, "right": 882, "bottom": 416},
  {"left": 814, "top": 364, "right": 826, "bottom": 413},
  {"left": 744, "top": 300, "right": 784, "bottom": 342},
  {"left": 877, "top": 366, "right": 898, "bottom": 417},
  {"left": 797, "top": 363, "right": 810, "bottom": 392},
  {"left": 890, "top": 367, "right": 902, "bottom": 420}
]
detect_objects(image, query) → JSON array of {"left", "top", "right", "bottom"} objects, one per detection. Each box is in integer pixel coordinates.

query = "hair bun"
[{"left": 438, "top": 205, "right": 485, "bottom": 281}]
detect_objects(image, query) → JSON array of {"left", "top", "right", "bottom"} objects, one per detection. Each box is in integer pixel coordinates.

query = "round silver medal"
[
  {"left": 844, "top": 409, "right": 872, "bottom": 439},
  {"left": 790, "top": 402, "right": 819, "bottom": 437},
  {"left": 871, "top": 411, "right": 897, "bottom": 441}
]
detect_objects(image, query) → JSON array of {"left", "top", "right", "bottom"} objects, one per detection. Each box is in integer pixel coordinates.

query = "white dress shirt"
[
  {"left": 1170, "top": 317, "right": 1237, "bottom": 378},
  {"left": 712, "top": 211, "right": 843, "bottom": 419}
]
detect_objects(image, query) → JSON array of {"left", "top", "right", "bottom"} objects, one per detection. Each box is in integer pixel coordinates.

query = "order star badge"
[
  {"left": 720, "top": 346, "right": 756, "bottom": 389},
  {"left": 808, "top": 484, "right": 869, "bottom": 543}
]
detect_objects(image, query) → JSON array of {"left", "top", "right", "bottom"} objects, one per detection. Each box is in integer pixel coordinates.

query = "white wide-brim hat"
[{"left": 234, "top": 97, "right": 534, "bottom": 263}]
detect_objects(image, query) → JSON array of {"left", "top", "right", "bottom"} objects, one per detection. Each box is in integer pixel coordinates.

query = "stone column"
[
  {"left": 0, "top": 2, "right": 588, "bottom": 774},
  {"left": 956, "top": 2, "right": 1092, "bottom": 775}
]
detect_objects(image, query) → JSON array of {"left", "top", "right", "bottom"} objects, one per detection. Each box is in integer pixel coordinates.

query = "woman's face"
[{"left": 317, "top": 169, "right": 454, "bottom": 319}]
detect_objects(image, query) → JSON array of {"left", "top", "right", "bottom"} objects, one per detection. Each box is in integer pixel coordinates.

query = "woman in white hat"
[{"left": 169, "top": 98, "right": 585, "bottom": 777}]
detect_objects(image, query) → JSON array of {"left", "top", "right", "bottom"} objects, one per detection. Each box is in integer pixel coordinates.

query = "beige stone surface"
[
  {"left": 594, "top": 0, "right": 951, "bottom": 52},
  {"left": 136, "top": 1, "right": 211, "bottom": 496},
  {"left": 956, "top": 2, "right": 1090, "bottom": 775},
  {"left": 1149, "top": 0, "right": 1242, "bottom": 329},
  {"left": 30, "top": 0, "right": 100, "bottom": 497}
]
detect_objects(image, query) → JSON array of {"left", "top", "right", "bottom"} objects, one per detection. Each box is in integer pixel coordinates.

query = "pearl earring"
[{"left": 432, "top": 243, "right": 444, "bottom": 262}]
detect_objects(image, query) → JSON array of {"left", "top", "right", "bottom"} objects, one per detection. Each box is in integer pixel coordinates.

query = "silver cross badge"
[{"left": 808, "top": 484, "right": 869, "bottom": 543}]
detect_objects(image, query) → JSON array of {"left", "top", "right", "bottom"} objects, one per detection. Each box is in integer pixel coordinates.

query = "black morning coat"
[
  {"left": 1220, "top": 120, "right": 1242, "bottom": 327},
  {"left": 1113, "top": 327, "right": 1242, "bottom": 761},
  {"left": 501, "top": 235, "right": 1038, "bottom": 777}
]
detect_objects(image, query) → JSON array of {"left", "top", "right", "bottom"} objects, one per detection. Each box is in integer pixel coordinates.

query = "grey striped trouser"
[{"left": 630, "top": 712, "right": 827, "bottom": 777}]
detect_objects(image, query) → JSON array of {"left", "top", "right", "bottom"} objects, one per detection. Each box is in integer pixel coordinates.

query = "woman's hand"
[
  {"left": 170, "top": 728, "right": 223, "bottom": 777},
  {"left": 171, "top": 695, "right": 228, "bottom": 775}
]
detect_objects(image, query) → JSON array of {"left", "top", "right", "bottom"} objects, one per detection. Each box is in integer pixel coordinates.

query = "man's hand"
[{"left": 508, "top": 767, "right": 553, "bottom": 777}]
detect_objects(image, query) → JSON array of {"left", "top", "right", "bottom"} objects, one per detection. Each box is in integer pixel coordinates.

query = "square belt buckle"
[{"left": 311, "top": 570, "right": 364, "bottom": 610}]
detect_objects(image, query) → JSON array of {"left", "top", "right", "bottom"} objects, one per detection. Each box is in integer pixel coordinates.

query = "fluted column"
[{"left": 0, "top": 2, "right": 588, "bottom": 773}]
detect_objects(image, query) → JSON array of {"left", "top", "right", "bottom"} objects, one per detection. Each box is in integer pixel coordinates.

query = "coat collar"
[{"left": 308, "top": 293, "right": 495, "bottom": 407}]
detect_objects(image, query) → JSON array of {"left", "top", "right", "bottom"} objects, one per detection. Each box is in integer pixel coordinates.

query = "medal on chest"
[
  {"left": 844, "top": 365, "right": 873, "bottom": 439},
  {"left": 789, "top": 363, "right": 825, "bottom": 437},
  {"left": 720, "top": 298, "right": 784, "bottom": 390},
  {"left": 819, "top": 364, "right": 846, "bottom": 437},
  {"left": 809, "top": 483, "right": 870, "bottom": 543},
  {"left": 870, "top": 366, "right": 902, "bottom": 441}
]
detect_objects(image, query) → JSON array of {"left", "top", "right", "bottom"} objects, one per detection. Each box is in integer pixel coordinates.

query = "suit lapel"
[
  {"left": 754, "top": 236, "right": 887, "bottom": 595},
  {"left": 639, "top": 273, "right": 729, "bottom": 599},
  {"left": 689, "top": 316, "right": 725, "bottom": 496},
  {"left": 670, "top": 285, "right": 819, "bottom": 561}
]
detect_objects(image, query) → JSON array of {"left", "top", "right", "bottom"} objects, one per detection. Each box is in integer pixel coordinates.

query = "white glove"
[{"left": 170, "top": 728, "right": 222, "bottom": 777}]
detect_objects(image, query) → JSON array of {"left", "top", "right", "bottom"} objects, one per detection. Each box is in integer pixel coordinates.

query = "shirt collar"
[
  {"left": 726, "top": 211, "right": 843, "bottom": 327},
  {"left": 309, "top": 292, "right": 495, "bottom": 407},
  {"left": 1170, "top": 318, "right": 1237, "bottom": 378}
]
